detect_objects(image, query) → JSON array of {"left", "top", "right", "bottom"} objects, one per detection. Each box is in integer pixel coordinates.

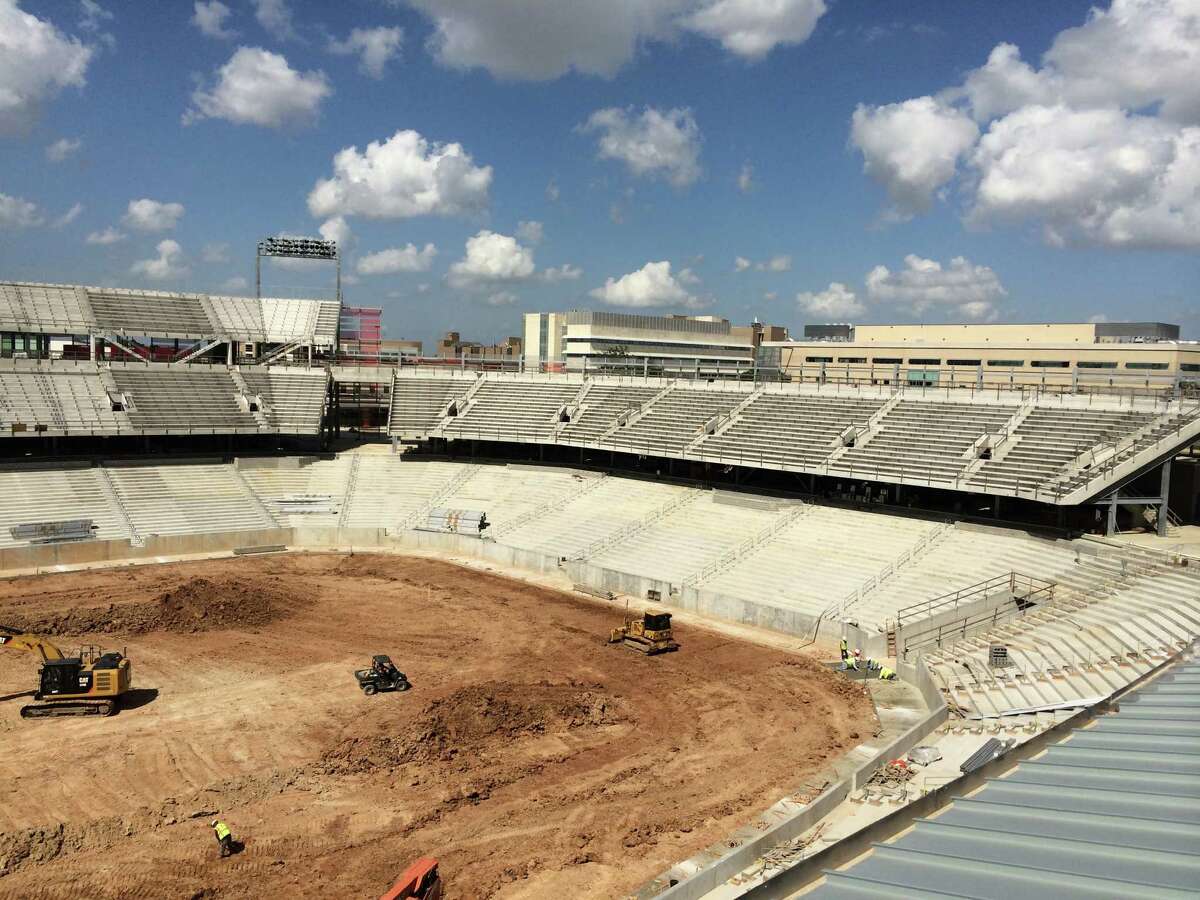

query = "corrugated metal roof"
[{"left": 811, "top": 650, "right": 1200, "bottom": 899}]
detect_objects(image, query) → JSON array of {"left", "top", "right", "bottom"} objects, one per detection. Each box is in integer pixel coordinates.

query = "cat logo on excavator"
[{"left": 609, "top": 610, "right": 680, "bottom": 655}]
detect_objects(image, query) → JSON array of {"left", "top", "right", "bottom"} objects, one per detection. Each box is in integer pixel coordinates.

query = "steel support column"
[{"left": 1158, "top": 459, "right": 1173, "bottom": 537}]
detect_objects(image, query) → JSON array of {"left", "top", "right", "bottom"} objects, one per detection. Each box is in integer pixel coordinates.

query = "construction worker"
[
  {"left": 878, "top": 665, "right": 897, "bottom": 681},
  {"left": 211, "top": 819, "right": 233, "bottom": 858},
  {"left": 847, "top": 649, "right": 861, "bottom": 671},
  {"left": 839, "top": 637, "right": 849, "bottom": 663}
]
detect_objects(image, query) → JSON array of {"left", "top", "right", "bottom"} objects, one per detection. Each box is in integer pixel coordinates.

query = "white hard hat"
[{"left": 854, "top": 648, "right": 862, "bottom": 657}]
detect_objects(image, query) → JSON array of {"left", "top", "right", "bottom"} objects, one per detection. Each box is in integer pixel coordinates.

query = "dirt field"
[{"left": 0, "top": 553, "right": 875, "bottom": 899}]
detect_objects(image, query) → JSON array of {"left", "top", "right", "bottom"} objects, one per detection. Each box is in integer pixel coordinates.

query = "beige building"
[
  {"left": 763, "top": 322, "right": 1200, "bottom": 391},
  {"left": 523, "top": 310, "right": 786, "bottom": 374}
]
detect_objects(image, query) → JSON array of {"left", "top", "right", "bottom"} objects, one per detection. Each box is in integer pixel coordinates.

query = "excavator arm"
[{"left": 0, "top": 625, "right": 65, "bottom": 661}]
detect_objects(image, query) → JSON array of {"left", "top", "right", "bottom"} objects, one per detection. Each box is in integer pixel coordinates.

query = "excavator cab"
[{"left": 1, "top": 626, "right": 132, "bottom": 718}]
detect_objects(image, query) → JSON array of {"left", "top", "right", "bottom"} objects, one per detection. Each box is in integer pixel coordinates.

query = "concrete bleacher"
[
  {"left": 339, "top": 456, "right": 464, "bottom": 529},
  {"left": 834, "top": 399, "right": 1017, "bottom": 484},
  {"left": 89, "top": 290, "right": 214, "bottom": 338},
  {"left": 701, "top": 505, "right": 943, "bottom": 620},
  {"left": 0, "top": 282, "right": 93, "bottom": 334},
  {"left": 111, "top": 367, "right": 261, "bottom": 433},
  {"left": 693, "top": 391, "right": 885, "bottom": 468},
  {"left": 237, "top": 457, "right": 351, "bottom": 527},
  {"left": 500, "top": 474, "right": 686, "bottom": 557},
  {"left": 968, "top": 406, "right": 1156, "bottom": 493},
  {"left": 602, "top": 385, "right": 743, "bottom": 454},
  {"left": 440, "top": 380, "right": 580, "bottom": 441},
  {"left": 238, "top": 369, "right": 328, "bottom": 435},
  {"left": 557, "top": 382, "right": 662, "bottom": 445},
  {"left": 104, "top": 463, "right": 278, "bottom": 538},
  {"left": 0, "top": 466, "right": 131, "bottom": 548},
  {"left": 923, "top": 557, "right": 1199, "bottom": 717},
  {"left": 431, "top": 463, "right": 590, "bottom": 532},
  {"left": 388, "top": 375, "right": 473, "bottom": 438},
  {"left": 0, "top": 365, "right": 130, "bottom": 435}
]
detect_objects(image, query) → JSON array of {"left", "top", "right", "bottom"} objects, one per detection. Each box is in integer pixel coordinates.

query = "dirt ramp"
[
  {"left": 323, "top": 681, "right": 628, "bottom": 774},
  {"left": 3, "top": 576, "right": 298, "bottom": 636}
]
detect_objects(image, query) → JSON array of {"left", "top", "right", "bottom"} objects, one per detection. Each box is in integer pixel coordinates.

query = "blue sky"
[{"left": 1, "top": 0, "right": 1197, "bottom": 348}]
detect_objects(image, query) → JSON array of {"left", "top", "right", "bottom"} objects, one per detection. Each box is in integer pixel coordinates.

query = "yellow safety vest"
[
  {"left": 879, "top": 667, "right": 896, "bottom": 680},
  {"left": 213, "top": 822, "right": 231, "bottom": 841},
  {"left": 840, "top": 639, "right": 848, "bottom": 654}
]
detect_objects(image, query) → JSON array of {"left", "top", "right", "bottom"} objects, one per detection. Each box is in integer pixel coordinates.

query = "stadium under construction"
[{"left": 0, "top": 277, "right": 1198, "bottom": 899}]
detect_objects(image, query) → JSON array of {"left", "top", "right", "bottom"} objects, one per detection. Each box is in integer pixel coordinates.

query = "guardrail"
[
  {"left": 893, "top": 571, "right": 1055, "bottom": 632},
  {"left": 838, "top": 523, "right": 952, "bottom": 621}
]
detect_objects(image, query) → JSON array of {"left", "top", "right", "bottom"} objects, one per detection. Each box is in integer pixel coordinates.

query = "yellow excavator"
[{"left": 0, "top": 624, "right": 132, "bottom": 718}]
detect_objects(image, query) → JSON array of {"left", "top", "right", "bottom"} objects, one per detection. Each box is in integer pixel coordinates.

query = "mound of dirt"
[
  {"left": 4, "top": 576, "right": 297, "bottom": 636},
  {"left": 323, "top": 680, "right": 627, "bottom": 775}
]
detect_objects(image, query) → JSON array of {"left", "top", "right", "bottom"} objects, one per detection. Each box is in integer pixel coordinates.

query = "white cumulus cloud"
[
  {"left": 123, "top": 198, "right": 184, "bottom": 232},
  {"left": 852, "top": 0, "right": 1200, "bottom": 248},
  {"left": 681, "top": 0, "right": 826, "bottom": 60},
  {"left": 131, "top": 239, "right": 190, "bottom": 281},
  {"left": 46, "top": 137, "right": 82, "bottom": 162},
  {"left": 317, "top": 215, "right": 353, "bottom": 252},
  {"left": 253, "top": 0, "right": 296, "bottom": 41},
  {"left": 795, "top": 282, "right": 863, "bottom": 318},
  {"left": 734, "top": 256, "right": 751, "bottom": 272},
  {"left": 185, "top": 47, "right": 330, "bottom": 129},
  {"left": 583, "top": 106, "right": 702, "bottom": 187},
  {"left": 53, "top": 202, "right": 83, "bottom": 228},
  {"left": 447, "top": 230, "right": 535, "bottom": 289},
  {"left": 0, "top": 192, "right": 43, "bottom": 229},
  {"left": 542, "top": 263, "right": 582, "bottom": 282},
  {"left": 86, "top": 226, "right": 126, "bottom": 245},
  {"left": 850, "top": 96, "right": 979, "bottom": 218},
  {"left": 192, "top": 1, "right": 237, "bottom": 39},
  {"left": 329, "top": 26, "right": 404, "bottom": 79},
  {"left": 308, "top": 129, "right": 492, "bottom": 220},
  {"left": 589, "top": 260, "right": 701, "bottom": 309},
  {"left": 865, "top": 254, "right": 1006, "bottom": 320},
  {"left": 357, "top": 243, "right": 438, "bottom": 275},
  {"left": 221, "top": 275, "right": 249, "bottom": 292},
  {"left": 0, "top": 0, "right": 93, "bottom": 135},
  {"left": 201, "top": 242, "right": 230, "bottom": 263}
]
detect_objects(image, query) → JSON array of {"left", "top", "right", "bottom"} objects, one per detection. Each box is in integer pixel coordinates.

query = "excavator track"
[{"left": 20, "top": 699, "right": 116, "bottom": 718}]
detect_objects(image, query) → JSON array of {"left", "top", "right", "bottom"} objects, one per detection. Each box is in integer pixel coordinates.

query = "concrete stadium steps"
[
  {"left": 499, "top": 475, "right": 689, "bottom": 558},
  {"left": 849, "top": 529, "right": 1131, "bottom": 631},
  {"left": 238, "top": 369, "right": 328, "bottom": 435},
  {"left": 89, "top": 290, "right": 214, "bottom": 337},
  {"left": 0, "top": 466, "right": 131, "bottom": 548},
  {"left": 587, "top": 491, "right": 787, "bottom": 584},
  {"left": 388, "top": 375, "right": 472, "bottom": 438},
  {"left": 1053, "top": 408, "right": 1200, "bottom": 494},
  {"left": 442, "top": 380, "right": 580, "bottom": 441},
  {"left": 339, "top": 457, "right": 465, "bottom": 528},
  {"left": 834, "top": 400, "right": 1017, "bottom": 484},
  {"left": 922, "top": 566, "right": 1200, "bottom": 717},
  {"left": 601, "top": 386, "right": 744, "bottom": 454},
  {"left": 0, "top": 366, "right": 132, "bottom": 436},
  {"left": 238, "top": 457, "right": 352, "bottom": 527},
  {"left": 111, "top": 367, "right": 261, "bottom": 432},
  {"left": 968, "top": 406, "right": 1157, "bottom": 492},
  {"left": 692, "top": 392, "right": 885, "bottom": 468},
  {"left": 702, "top": 505, "right": 942, "bottom": 620},
  {"left": 104, "top": 464, "right": 278, "bottom": 538},
  {"left": 0, "top": 282, "right": 93, "bottom": 334},
  {"left": 432, "top": 464, "right": 592, "bottom": 532},
  {"left": 557, "top": 383, "right": 661, "bottom": 444}
]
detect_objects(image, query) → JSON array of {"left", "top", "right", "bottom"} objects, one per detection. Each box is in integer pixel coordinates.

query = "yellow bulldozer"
[
  {"left": 0, "top": 625, "right": 132, "bottom": 718},
  {"left": 609, "top": 610, "right": 679, "bottom": 655}
]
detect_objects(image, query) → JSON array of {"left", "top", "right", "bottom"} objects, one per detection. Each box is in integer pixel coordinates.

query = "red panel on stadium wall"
[{"left": 339, "top": 306, "right": 382, "bottom": 365}]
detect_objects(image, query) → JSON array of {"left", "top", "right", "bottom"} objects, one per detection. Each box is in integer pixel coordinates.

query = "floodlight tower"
[{"left": 255, "top": 236, "right": 340, "bottom": 301}]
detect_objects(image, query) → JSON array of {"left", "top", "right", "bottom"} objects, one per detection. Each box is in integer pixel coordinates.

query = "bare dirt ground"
[{"left": 0, "top": 553, "right": 875, "bottom": 900}]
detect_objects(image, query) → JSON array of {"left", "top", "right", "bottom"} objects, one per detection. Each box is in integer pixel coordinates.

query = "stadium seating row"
[
  {"left": 0, "top": 362, "right": 328, "bottom": 436},
  {"left": 0, "top": 281, "right": 340, "bottom": 345},
  {"left": 2, "top": 454, "right": 1193, "bottom": 720},
  {"left": 391, "top": 373, "right": 1196, "bottom": 501}
]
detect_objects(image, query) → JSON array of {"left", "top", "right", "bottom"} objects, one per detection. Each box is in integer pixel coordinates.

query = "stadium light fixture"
[{"left": 256, "top": 236, "right": 341, "bottom": 301}]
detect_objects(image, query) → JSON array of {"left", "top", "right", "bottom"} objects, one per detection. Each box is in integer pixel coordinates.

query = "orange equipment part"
[{"left": 380, "top": 857, "right": 443, "bottom": 900}]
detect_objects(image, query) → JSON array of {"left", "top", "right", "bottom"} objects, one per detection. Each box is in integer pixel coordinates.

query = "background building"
[
  {"left": 435, "top": 331, "right": 523, "bottom": 361},
  {"left": 763, "top": 321, "right": 1199, "bottom": 392},
  {"left": 523, "top": 310, "right": 785, "bottom": 375}
]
